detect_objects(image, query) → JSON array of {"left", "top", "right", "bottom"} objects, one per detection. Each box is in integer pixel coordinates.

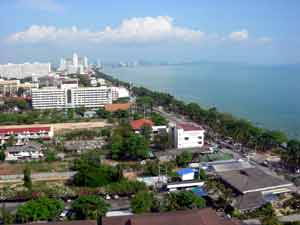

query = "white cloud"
[
  {"left": 257, "top": 37, "right": 272, "bottom": 44},
  {"left": 6, "top": 16, "right": 205, "bottom": 44},
  {"left": 17, "top": 0, "right": 64, "bottom": 12},
  {"left": 228, "top": 29, "right": 249, "bottom": 41}
]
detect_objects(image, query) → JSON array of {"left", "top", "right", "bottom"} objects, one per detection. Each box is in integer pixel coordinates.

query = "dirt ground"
[
  {"left": 0, "top": 121, "right": 112, "bottom": 134},
  {"left": 0, "top": 161, "right": 71, "bottom": 175}
]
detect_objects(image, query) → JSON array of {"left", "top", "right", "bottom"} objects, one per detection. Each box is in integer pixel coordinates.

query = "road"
[{"left": 156, "top": 107, "right": 296, "bottom": 190}]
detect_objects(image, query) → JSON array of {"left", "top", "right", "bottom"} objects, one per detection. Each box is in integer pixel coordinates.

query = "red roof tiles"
[
  {"left": 130, "top": 119, "right": 154, "bottom": 130},
  {"left": 0, "top": 126, "right": 51, "bottom": 135}
]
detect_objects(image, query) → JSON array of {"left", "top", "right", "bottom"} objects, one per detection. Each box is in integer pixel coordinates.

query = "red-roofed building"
[
  {"left": 0, "top": 126, "right": 53, "bottom": 144},
  {"left": 130, "top": 119, "right": 154, "bottom": 131},
  {"left": 173, "top": 123, "right": 205, "bottom": 149}
]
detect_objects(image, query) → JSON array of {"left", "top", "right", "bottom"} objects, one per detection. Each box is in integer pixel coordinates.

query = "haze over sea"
[{"left": 104, "top": 63, "right": 300, "bottom": 139}]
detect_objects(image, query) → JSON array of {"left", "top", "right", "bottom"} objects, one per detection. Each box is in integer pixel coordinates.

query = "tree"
[
  {"left": 73, "top": 157, "right": 122, "bottom": 187},
  {"left": 131, "top": 191, "right": 154, "bottom": 214},
  {"left": 0, "top": 149, "right": 5, "bottom": 161},
  {"left": 140, "top": 124, "right": 152, "bottom": 140},
  {"left": 176, "top": 151, "right": 193, "bottom": 167},
  {"left": 151, "top": 112, "right": 168, "bottom": 125},
  {"left": 199, "top": 169, "right": 207, "bottom": 180},
  {"left": 110, "top": 134, "right": 123, "bottom": 160},
  {"left": 165, "top": 191, "right": 206, "bottom": 211},
  {"left": 16, "top": 197, "right": 64, "bottom": 223},
  {"left": 153, "top": 130, "right": 170, "bottom": 150},
  {"left": 106, "top": 180, "right": 147, "bottom": 196},
  {"left": 23, "top": 166, "right": 32, "bottom": 191},
  {"left": 45, "top": 150, "right": 57, "bottom": 162},
  {"left": 124, "top": 133, "right": 149, "bottom": 160},
  {"left": 71, "top": 195, "right": 109, "bottom": 220}
]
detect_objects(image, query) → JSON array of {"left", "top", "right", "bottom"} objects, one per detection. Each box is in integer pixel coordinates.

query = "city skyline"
[{"left": 0, "top": 0, "right": 300, "bottom": 64}]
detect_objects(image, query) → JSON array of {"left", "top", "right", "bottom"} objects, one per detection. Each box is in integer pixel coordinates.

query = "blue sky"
[{"left": 0, "top": 0, "right": 300, "bottom": 64}]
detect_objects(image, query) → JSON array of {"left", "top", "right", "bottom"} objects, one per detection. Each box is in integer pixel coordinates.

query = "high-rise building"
[
  {"left": 0, "top": 63, "right": 51, "bottom": 79},
  {"left": 59, "top": 53, "right": 88, "bottom": 75},
  {"left": 32, "top": 86, "right": 113, "bottom": 109}
]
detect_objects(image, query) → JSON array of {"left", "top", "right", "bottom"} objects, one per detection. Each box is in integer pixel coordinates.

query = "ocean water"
[{"left": 103, "top": 63, "right": 300, "bottom": 139}]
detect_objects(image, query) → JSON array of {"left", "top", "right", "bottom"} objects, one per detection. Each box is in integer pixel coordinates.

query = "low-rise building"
[
  {"left": 172, "top": 123, "right": 205, "bottom": 149},
  {"left": 5, "top": 142, "right": 44, "bottom": 161},
  {"left": 218, "top": 167, "right": 293, "bottom": 211},
  {"left": 176, "top": 168, "right": 195, "bottom": 181},
  {"left": 0, "top": 126, "right": 53, "bottom": 144},
  {"left": 64, "top": 139, "right": 104, "bottom": 153}
]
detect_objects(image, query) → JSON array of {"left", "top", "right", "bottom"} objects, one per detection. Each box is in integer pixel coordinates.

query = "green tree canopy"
[
  {"left": 16, "top": 197, "right": 64, "bottom": 223},
  {"left": 165, "top": 191, "right": 206, "bottom": 211},
  {"left": 71, "top": 195, "right": 110, "bottom": 220},
  {"left": 131, "top": 191, "right": 154, "bottom": 214},
  {"left": 176, "top": 151, "right": 193, "bottom": 167}
]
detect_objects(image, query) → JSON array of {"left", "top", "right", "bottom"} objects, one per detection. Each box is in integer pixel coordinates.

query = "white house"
[
  {"left": 176, "top": 168, "right": 195, "bottom": 181},
  {"left": 173, "top": 123, "right": 205, "bottom": 149}
]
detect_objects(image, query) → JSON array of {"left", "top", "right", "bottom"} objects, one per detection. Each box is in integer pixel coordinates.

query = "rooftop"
[
  {"left": 218, "top": 167, "right": 292, "bottom": 194},
  {"left": 177, "top": 123, "right": 204, "bottom": 131},
  {"left": 130, "top": 118, "right": 153, "bottom": 130},
  {"left": 6, "top": 142, "right": 43, "bottom": 153},
  {"left": 0, "top": 126, "right": 51, "bottom": 135},
  {"left": 102, "top": 208, "right": 241, "bottom": 225},
  {"left": 177, "top": 168, "right": 194, "bottom": 176},
  {"left": 211, "top": 161, "right": 253, "bottom": 173}
]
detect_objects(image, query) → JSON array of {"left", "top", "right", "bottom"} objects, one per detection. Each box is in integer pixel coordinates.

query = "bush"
[{"left": 106, "top": 180, "right": 147, "bottom": 196}]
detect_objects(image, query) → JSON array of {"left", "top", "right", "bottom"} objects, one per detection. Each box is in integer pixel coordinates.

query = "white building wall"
[
  {"left": 175, "top": 128, "right": 205, "bottom": 149},
  {"left": 0, "top": 63, "right": 51, "bottom": 79},
  {"left": 32, "top": 86, "right": 113, "bottom": 109}
]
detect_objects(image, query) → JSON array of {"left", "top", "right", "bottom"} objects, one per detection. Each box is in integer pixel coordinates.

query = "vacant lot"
[
  {"left": 0, "top": 120, "right": 112, "bottom": 134},
  {"left": 0, "top": 161, "right": 71, "bottom": 175}
]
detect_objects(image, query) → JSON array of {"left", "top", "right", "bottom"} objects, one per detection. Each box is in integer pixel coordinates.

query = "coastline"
[
  {"left": 95, "top": 69, "right": 299, "bottom": 151},
  {"left": 102, "top": 64, "right": 300, "bottom": 139}
]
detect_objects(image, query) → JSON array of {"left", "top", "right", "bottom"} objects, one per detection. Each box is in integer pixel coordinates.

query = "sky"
[{"left": 0, "top": 0, "right": 300, "bottom": 65}]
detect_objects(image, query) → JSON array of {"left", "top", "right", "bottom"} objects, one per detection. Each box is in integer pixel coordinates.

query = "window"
[
  {"left": 198, "top": 141, "right": 202, "bottom": 144},
  {"left": 184, "top": 137, "right": 189, "bottom": 140},
  {"left": 198, "top": 136, "right": 202, "bottom": 139}
]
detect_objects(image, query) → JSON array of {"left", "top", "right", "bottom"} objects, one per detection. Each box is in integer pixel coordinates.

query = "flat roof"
[
  {"left": 177, "top": 123, "right": 204, "bottom": 131},
  {"left": 218, "top": 167, "right": 292, "bottom": 194},
  {"left": 212, "top": 161, "right": 253, "bottom": 172}
]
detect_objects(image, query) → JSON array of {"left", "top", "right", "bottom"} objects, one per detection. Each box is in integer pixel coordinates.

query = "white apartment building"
[
  {"left": 173, "top": 123, "right": 205, "bottom": 149},
  {"left": 110, "top": 86, "right": 130, "bottom": 101},
  {"left": 32, "top": 86, "right": 113, "bottom": 109},
  {"left": 0, "top": 63, "right": 51, "bottom": 79}
]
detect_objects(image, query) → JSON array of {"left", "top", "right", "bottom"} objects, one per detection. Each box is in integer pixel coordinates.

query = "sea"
[{"left": 103, "top": 63, "right": 300, "bottom": 139}]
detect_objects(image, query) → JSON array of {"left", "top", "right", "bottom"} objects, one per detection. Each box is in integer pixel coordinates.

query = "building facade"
[
  {"left": 0, "top": 63, "right": 51, "bottom": 79},
  {"left": 173, "top": 123, "right": 205, "bottom": 149},
  {"left": 0, "top": 126, "right": 53, "bottom": 144},
  {"left": 32, "top": 86, "right": 113, "bottom": 109}
]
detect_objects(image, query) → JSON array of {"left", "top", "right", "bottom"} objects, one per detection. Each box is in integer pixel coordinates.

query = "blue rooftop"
[{"left": 177, "top": 168, "right": 194, "bottom": 176}]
